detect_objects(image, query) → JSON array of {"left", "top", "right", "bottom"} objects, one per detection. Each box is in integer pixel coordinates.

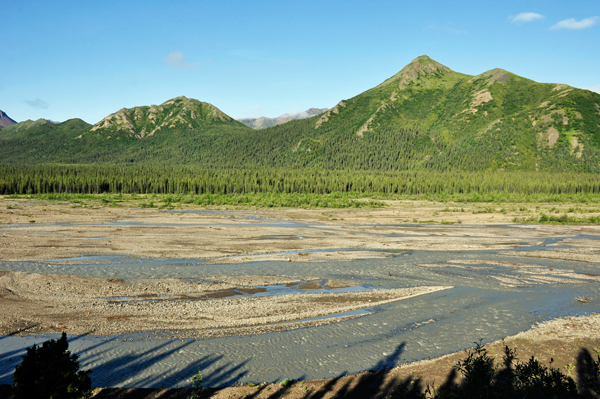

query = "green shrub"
[
  {"left": 12, "top": 332, "right": 92, "bottom": 399},
  {"left": 433, "top": 343, "right": 579, "bottom": 399}
]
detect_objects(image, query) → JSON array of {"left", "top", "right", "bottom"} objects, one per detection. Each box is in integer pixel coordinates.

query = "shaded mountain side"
[
  {"left": 0, "top": 119, "right": 53, "bottom": 136},
  {"left": 1, "top": 56, "right": 600, "bottom": 171},
  {"left": 238, "top": 108, "right": 328, "bottom": 129},
  {"left": 0, "top": 119, "right": 93, "bottom": 163},
  {"left": 0, "top": 110, "right": 16, "bottom": 127}
]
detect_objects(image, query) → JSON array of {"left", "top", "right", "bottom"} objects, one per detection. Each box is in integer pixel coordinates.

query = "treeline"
[{"left": 1, "top": 164, "right": 600, "bottom": 196}]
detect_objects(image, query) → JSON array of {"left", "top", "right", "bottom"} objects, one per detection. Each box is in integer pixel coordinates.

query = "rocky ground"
[
  {"left": 0, "top": 270, "right": 450, "bottom": 338},
  {"left": 1, "top": 198, "right": 598, "bottom": 264}
]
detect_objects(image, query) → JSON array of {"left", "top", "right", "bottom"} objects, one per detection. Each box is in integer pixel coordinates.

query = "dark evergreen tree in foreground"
[{"left": 12, "top": 332, "right": 92, "bottom": 399}]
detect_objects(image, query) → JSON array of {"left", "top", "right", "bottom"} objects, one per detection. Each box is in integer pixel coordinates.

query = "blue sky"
[{"left": 2, "top": 0, "right": 599, "bottom": 124}]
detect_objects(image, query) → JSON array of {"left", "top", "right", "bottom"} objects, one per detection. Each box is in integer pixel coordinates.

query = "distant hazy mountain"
[
  {"left": 238, "top": 108, "right": 328, "bottom": 129},
  {"left": 0, "top": 110, "right": 17, "bottom": 128}
]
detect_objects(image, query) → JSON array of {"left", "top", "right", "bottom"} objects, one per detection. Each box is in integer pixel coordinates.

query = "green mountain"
[
  {"left": 87, "top": 96, "right": 247, "bottom": 139},
  {"left": 2, "top": 56, "right": 600, "bottom": 171},
  {"left": 1, "top": 118, "right": 51, "bottom": 135},
  {"left": 0, "top": 118, "right": 92, "bottom": 163},
  {"left": 218, "top": 55, "right": 600, "bottom": 172}
]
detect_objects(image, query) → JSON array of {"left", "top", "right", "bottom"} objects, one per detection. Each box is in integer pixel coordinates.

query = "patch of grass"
[
  {"left": 514, "top": 213, "right": 600, "bottom": 224},
  {"left": 441, "top": 207, "right": 464, "bottom": 212},
  {"left": 280, "top": 378, "right": 291, "bottom": 387},
  {"left": 474, "top": 207, "right": 495, "bottom": 214}
]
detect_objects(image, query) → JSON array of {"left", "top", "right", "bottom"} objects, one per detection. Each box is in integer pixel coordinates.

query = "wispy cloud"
[
  {"left": 510, "top": 12, "right": 544, "bottom": 24},
  {"left": 426, "top": 22, "right": 467, "bottom": 35},
  {"left": 585, "top": 85, "right": 600, "bottom": 94},
  {"left": 25, "top": 98, "right": 49, "bottom": 109},
  {"left": 551, "top": 17, "right": 598, "bottom": 30},
  {"left": 163, "top": 52, "right": 202, "bottom": 70},
  {"left": 239, "top": 105, "right": 263, "bottom": 119}
]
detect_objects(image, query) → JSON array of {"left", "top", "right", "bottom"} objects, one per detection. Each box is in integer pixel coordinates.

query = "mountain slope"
[
  {"left": 0, "top": 110, "right": 17, "bottom": 127},
  {"left": 1, "top": 119, "right": 52, "bottom": 135},
  {"left": 0, "top": 119, "right": 92, "bottom": 163},
  {"left": 247, "top": 55, "right": 600, "bottom": 172}
]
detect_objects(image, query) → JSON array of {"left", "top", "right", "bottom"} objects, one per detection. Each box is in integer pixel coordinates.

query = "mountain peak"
[
  {"left": 410, "top": 55, "right": 433, "bottom": 64},
  {"left": 89, "top": 96, "right": 236, "bottom": 139},
  {"left": 378, "top": 55, "right": 453, "bottom": 89},
  {"left": 469, "top": 68, "right": 512, "bottom": 85},
  {"left": 0, "top": 110, "right": 17, "bottom": 127},
  {"left": 404, "top": 55, "right": 452, "bottom": 74}
]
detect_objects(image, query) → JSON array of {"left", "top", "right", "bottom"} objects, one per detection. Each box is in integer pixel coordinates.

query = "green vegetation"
[
  {"left": 0, "top": 118, "right": 50, "bottom": 134},
  {"left": 424, "top": 343, "right": 581, "bottom": 399},
  {"left": 1, "top": 165, "right": 599, "bottom": 197},
  {"left": 190, "top": 368, "right": 204, "bottom": 399},
  {"left": 0, "top": 57, "right": 598, "bottom": 217},
  {"left": 11, "top": 332, "right": 92, "bottom": 399},
  {"left": 514, "top": 213, "right": 600, "bottom": 224},
  {"left": 280, "top": 378, "right": 291, "bottom": 387}
]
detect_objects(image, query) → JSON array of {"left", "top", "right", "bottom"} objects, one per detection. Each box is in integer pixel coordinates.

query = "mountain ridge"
[
  {"left": 1, "top": 55, "right": 599, "bottom": 172},
  {"left": 1, "top": 118, "right": 54, "bottom": 134},
  {"left": 238, "top": 108, "right": 329, "bottom": 129}
]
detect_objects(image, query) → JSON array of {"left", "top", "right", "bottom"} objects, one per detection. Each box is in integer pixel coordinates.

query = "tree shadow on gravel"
[
  {"left": 240, "top": 343, "right": 413, "bottom": 399},
  {"left": 77, "top": 337, "right": 249, "bottom": 388},
  {"left": 3, "top": 339, "right": 600, "bottom": 398},
  {"left": 0, "top": 332, "right": 249, "bottom": 398},
  {"left": 232, "top": 344, "right": 600, "bottom": 399},
  {"left": 302, "top": 342, "right": 422, "bottom": 399}
]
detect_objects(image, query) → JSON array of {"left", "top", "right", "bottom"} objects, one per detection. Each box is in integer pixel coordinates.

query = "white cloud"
[
  {"left": 510, "top": 12, "right": 544, "bottom": 24},
  {"left": 240, "top": 105, "right": 262, "bottom": 118},
  {"left": 585, "top": 85, "right": 600, "bottom": 94},
  {"left": 551, "top": 17, "right": 598, "bottom": 30},
  {"left": 163, "top": 52, "right": 202, "bottom": 70},
  {"left": 25, "top": 98, "right": 49, "bottom": 109}
]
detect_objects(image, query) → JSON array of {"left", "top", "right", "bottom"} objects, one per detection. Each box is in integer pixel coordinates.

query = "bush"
[
  {"left": 433, "top": 342, "right": 579, "bottom": 399},
  {"left": 12, "top": 332, "right": 92, "bottom": 399}
]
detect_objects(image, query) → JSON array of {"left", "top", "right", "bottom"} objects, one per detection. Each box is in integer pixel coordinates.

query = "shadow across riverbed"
[
  {"left": 3, "top": 343, "right": 600, "bottom": 398},
  {"left": 0, "top": 333, "right": 250, "bottom": 390}
]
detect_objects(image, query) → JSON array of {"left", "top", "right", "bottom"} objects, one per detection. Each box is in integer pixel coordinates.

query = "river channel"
[{"left": 1, "top": 212, "right": 599, "bottom": 388}]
